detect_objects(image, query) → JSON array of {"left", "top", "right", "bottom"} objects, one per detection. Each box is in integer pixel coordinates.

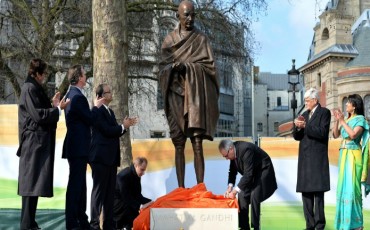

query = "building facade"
[
  {"left": 299, "top": 0, "right": 370, "bottom": 130},
  {"left": 253, "top": 70, "right": 303, "bottom": 137}
]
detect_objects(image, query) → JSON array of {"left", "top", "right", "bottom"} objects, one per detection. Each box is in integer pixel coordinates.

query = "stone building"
[
  {"left": 279, "top": 0, "right": 370, "bottom": 137},
  {"left": 253, "top": 70, "right": 303, "bottom": 137}
]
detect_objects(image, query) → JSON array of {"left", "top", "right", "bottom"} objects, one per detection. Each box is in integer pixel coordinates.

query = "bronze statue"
[{"left": 159, "top": 0, "right": 220, "bottom": 188}]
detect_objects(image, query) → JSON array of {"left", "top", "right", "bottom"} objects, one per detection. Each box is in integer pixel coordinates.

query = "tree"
[
  {"left": 0, "top": 0, "right": 93, "bottom": 101},
  {"left": 1, "top": 0, "right": 268, "bottom": 167},
  {"left": 92, "top": 0, "right": 132, "bottom": 167}
]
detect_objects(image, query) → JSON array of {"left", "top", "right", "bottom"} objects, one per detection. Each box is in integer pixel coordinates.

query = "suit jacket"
[
  {"left": 228, "top": 141, "right": 277, "bottom": 202},
  {"left": 89, "top": 106, "right": 125, "bottom": 166},
  {"left": 293, "top": 103, "right": 331, "bottom": 192},
  {"left": 62, "top": 86, "right": 98, "bottom": 158},
  {"left": 114, "top": 165, "right": 151, "bottom": 218}
]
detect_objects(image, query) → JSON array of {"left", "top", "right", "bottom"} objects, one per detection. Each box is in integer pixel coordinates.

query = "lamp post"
[{"left": 288, "top": 59, "right": 300, "bottom": 122}]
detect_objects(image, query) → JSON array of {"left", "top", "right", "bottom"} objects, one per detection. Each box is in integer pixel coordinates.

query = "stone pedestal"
[{"left": 150, "top": 208, "right": 238, "bottom": 230}]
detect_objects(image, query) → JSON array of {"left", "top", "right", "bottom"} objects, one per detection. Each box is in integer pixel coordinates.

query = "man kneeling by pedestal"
[
  {"left": 114, "top": 157, "right": 153, "bottom": 230},
  {"left": 218, "top": 140, "right": 278, "bottom": 230}
]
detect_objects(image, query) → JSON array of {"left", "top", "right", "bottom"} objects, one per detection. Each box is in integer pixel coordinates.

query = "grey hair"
[
  {"left": 218, "top": 139, "right": 234, "bottom": 151},
  {"left": 133, "top": 157, "right": 148, "bottom": 166},
  {"left": 304, "top": 87, "right": 320, "bottom": 101}
]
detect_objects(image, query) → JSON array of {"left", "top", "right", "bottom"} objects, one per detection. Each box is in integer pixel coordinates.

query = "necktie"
[
  {"left": 107, "top": 107, "right": 111, "bottom": 116},
  {"left": 309, "top": 111, "right": 313, "bottom": 120}
]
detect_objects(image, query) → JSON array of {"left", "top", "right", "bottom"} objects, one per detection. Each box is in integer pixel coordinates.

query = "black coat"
[
  {"left": 62, "top": 86, "right": 98, "bottom": 158},
  {"left": 17, "top": 76, "right": 60, "bottom": 197},
  {"left": 114, "top": 165, "right": 151, "bottom": 220},
  {"left": 293, "top": 104, "right": 331, "bottom": 192},
  {"left": 89, "top": 106, "right": 125, "bottom": 166},
  {"left": 228, "top": 141, "right": 277, "bottom": 202}
]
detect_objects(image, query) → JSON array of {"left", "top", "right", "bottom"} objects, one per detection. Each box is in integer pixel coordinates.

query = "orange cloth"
[{"left": 133, "top": 183, "right": 238, "bottom": 230}]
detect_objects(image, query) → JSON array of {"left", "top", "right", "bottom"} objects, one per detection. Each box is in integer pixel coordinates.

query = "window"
[
  {"left": 150, "top": 130, "right": 166, "bottom": 138},
  {"left": 274, "top": 122, "right": 279, "bottom": 132},
  {"left": 277, "top": 97, "right": 281, "bottom": 107},
  {"left": 322, "top": 28, "right": 329, "bottom": 40},
  {"left": 219, "top": 94, "right": 234, "bottom": 115},
  {"left": 0, "top": 77, "right": 5, "bottom": 99},
  {"left": 157, "top": 88, "right": 164, "bottom": 110},
  {"left": 317, "top": 73, "right": 321, "bottom": 88},
  {"left": 342, "top": 97, "right": 348, "bottom": 118},
  {"left": 257, "top": 122, "right": 263, "bottom": 132},
  {"left": 364, "top": 95, "right": 370, "bottom": 121}
]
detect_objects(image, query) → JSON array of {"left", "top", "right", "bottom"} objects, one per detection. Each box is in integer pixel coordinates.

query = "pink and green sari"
[{"left": 334, "top": 115, "right": 369, "bottom": 230}]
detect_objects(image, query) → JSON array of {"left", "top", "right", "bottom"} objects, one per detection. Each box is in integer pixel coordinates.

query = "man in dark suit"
[
  {"left": 89, "top": 84, "right": 138, "bottom": 230},
  {"left": 114, "top": 157, "right": 153, "bottom": 230},
  {"left": 293, "top": 87, "right": 331, "bottom": 230},
  {"left": 62, "top": 65, "right": 105, "bottom": 230},
  {"left": 218, "top": 140, "right": 277, "bottom": 230}
]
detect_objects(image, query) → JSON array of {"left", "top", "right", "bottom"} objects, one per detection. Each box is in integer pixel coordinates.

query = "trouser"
[
  {"left": 302, "top": 192, "right": 325, "bottom": 230},
  {"left": 238, "top": 189, "right": 261, "bottom": 230},
  {"left": 115, "top": 208, "right": 138, "bottom": 229},
  {"left": 90, "top": 163, "right": 117, "bottom": 230},
  {"left": 20, "top": 196, "right": 39, "bottom": 230},
  {"left": 65, "top": 157, "right": 89, "bottom": 230}
]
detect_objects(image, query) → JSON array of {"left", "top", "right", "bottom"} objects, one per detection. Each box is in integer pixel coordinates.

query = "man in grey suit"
[{"left": 293, "top": 87, "right": 331, "bottom": 230}]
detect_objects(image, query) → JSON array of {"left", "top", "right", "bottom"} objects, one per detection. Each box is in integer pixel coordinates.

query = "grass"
[
  {"left": 2, "top": 177, "right": 370, "bottom": 229},
  {"left": 0, "top": 177, "right": 66, "bottom": 209},
  {"left": 261, "top": 202, "right": 370, "bottom": 230}
]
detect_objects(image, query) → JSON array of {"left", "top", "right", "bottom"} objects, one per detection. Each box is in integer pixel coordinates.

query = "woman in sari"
[{"left": 333, "top": 94, "right": 369, "bottom": 230}]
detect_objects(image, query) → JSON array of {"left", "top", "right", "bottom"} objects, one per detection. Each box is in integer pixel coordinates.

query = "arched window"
[
  {"left": 342, "top": 97, "right": 348, "bottom": 118},
  {"left": 364, "top": 95, "right": 370, "bottom": 121},
  {"left": 322, "top": 28, "right": 329, "bottom": 40}
]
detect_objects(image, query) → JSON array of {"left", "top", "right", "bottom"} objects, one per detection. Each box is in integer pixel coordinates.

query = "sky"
[{"left": 252, "top": 0, "right": 328, "bottom": 74}]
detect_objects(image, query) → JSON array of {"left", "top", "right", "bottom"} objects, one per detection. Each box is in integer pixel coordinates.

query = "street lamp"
[{"left": 288, "top": 59, "right": 300, "bottom": 122}]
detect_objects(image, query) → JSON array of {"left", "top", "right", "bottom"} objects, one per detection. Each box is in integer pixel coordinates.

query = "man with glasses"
[
  {"left": 293, "top": 87, "right": 331, "bottom": 230},
  {"left": 89, "top": 83, "right": 138, "bottom": 230},
  {"left": 218, "top": 140, "right": 277, "bottom": 230}
]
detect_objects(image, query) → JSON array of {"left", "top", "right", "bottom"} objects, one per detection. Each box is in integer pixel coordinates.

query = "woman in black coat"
[{"left": 17, "top": 58, "right": 69, "bottom": 230}]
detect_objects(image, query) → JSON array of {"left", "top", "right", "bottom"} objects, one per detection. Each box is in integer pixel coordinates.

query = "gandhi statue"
[{"left": 159, "top": 0, "right": 220, "bottom": 187}]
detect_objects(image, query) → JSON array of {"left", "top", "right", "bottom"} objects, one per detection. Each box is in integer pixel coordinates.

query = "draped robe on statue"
[{"left": 159, "top": 26, "right": 219, "bottom": 143}]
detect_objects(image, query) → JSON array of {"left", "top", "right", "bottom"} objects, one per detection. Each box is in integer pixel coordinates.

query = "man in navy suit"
[
  {"left": 89, "top": 83, "right": 138, "bottom": 230},
  {"left": 218, "top": 140, "right": 277, "bottom": 230},
  {"left": 114, "top": 157, "right": 153, "bottom": 230},
  {"left": 62, "top": 65, "right": 105, "bottom": 230},
  {"left": 293, "top": 88, "right": 331, "bottom": 230}
]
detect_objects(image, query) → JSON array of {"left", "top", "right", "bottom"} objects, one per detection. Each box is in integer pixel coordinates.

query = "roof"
[
  {"left": 347, "top": 20, "right": 370, "bottom": 67},
  {"left": 258, "top": 72, "right": 303, "bottom": 90}
]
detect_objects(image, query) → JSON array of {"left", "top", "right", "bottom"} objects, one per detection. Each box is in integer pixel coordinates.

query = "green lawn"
[
  {"left": 0, "top": 177, "right": 65, "bottom": 209},
  {"left": 2, "top": 177, "right": 370, "bottom": 229},
  {"left": 261, "top": 202, "right": 370, "bottom": 230}
]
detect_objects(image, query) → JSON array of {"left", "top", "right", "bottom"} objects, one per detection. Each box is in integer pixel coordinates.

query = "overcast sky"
[{"left": 252, "top": 0, "right": 328, "bottom": 73}]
